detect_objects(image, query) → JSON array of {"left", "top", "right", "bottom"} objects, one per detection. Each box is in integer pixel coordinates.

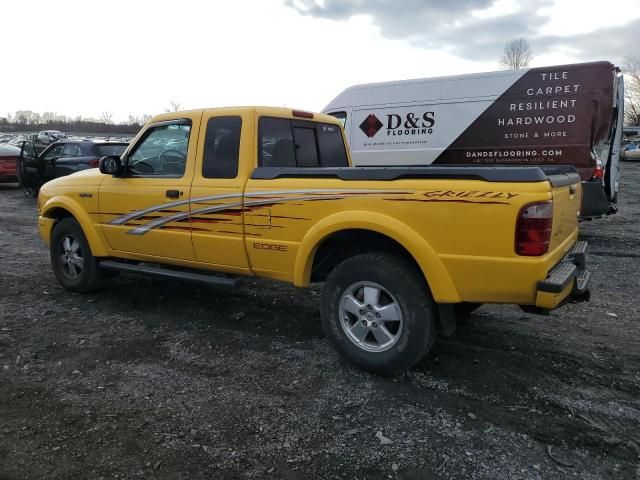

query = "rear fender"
[
  {"left": 293, "top": 211, "right": 461, "bottom": 303},
  {"left": 41, "top": 196, "right": 109, "bottom": 257}
]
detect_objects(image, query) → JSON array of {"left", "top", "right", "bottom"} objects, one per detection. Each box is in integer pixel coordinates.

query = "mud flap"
[{"left": 437, "top": 304, "right": 457, "bottom": 337}]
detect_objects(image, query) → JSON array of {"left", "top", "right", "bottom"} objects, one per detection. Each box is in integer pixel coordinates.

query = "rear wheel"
[
  {"left": 50, "top": 218, "right": 104, "bottom": 292},
  {"left": 321, "top": 253, "right": 437, "bottom": 375}
]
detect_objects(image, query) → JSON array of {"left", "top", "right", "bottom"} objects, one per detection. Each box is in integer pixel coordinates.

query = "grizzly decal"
[{"left": 423, "top": 190, "right": 519, "bottom": 200}]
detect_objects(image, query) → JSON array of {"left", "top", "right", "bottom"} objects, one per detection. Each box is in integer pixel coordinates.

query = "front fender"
[
  {"left": 293, "top": 210, "right": 461, "bottom": 303},
  {"left": 41, "top": 195, "right": 109, "bottom": 257}
]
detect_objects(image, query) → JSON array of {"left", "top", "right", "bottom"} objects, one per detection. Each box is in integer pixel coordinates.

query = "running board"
[{"left": 99, "top": 260, "right": 241, "bottom": 288}]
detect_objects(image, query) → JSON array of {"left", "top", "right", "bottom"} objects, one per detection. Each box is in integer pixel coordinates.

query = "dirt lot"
[{"left": 1, "top": 167, "right": 639, "bottom": 480}]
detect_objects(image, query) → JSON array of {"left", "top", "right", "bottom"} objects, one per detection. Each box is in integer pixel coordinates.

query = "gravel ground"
[{"left": 1, "top": 165, "right": 639, "bottom": 479}]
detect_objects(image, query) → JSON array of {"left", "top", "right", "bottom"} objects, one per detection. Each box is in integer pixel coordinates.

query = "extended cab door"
[
  {"left": 99, "top": 114, "right": 201, "bottom": 261},
  {"left": 189, "top": 108, "right": 252, "bottom": 272}
]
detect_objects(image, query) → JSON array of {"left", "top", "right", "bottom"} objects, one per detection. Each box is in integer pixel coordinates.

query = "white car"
[{"left": 37, "top": 130, "right": 66, "bottom": 145}]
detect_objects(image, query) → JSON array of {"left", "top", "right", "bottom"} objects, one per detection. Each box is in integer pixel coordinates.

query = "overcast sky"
[{"left": 2, "top": 0, "right": 639, "bottom": 122}]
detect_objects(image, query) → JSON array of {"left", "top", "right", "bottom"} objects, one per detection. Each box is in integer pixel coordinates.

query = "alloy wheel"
[
  {"left": 59, "top": 234, "right": 84, "bottom": 280},
  {"left": 339, "top": 281, "right": 404, "bottom": 353}
]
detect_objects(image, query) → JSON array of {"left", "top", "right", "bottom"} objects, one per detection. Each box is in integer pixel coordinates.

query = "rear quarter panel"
[{"left": 244, "top": 177, "right": 558, "bottom": 304}]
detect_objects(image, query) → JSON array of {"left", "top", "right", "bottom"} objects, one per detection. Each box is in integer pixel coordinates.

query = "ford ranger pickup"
[{"left": 36, "top": 107, "right": 590, "bottom": 374}]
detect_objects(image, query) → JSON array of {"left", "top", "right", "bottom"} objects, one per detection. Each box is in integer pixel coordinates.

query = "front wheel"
[
  {"left": 50, "top": 218, "right": 104, "bottom": 292},
  {"left": 321, "top": 253, "right": 437, "bottom": 375}
]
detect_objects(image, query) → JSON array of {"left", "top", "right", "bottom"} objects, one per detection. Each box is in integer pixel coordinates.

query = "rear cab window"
[{"left": 258, "top": 117, "right": 348, "bottom": 168}]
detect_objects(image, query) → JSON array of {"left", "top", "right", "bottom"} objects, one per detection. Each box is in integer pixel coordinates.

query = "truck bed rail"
[{"left": 251, "top": 165, "right": 579, "bottom": 184}]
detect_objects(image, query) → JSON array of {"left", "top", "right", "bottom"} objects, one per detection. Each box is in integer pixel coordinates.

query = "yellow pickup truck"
[{"left": 36, "top": 107, "right": 590, "bottom": 374}]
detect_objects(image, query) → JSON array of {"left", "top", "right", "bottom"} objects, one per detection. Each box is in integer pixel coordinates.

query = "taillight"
[
  {"left": 88, "top": 159, "right": 100, "bottom": 168},
  {"left": 592, "top": 159, "right": 604, "bottom": 179},
  {"left": 515, "top": 201, "right": 553, "bottom": 256}
]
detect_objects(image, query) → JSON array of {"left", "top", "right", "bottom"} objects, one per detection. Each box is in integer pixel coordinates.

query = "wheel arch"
[
  {"left": 41, "top": 196, "right": 109, "bottom": 257},
  {"left": 293, "top": 211, "right": 461, "bottom": 303}
]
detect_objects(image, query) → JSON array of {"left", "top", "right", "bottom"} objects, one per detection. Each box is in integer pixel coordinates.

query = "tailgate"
[{"left": 548, "top": 171, "right": 582, "bottom": 252}]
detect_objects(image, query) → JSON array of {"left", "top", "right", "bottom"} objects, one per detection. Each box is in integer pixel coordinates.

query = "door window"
[
  {"left": 202, "top": 116, "right": 242, "bottom": 178},
  {"left": 43, "top": 144, "right": 64, "bottom": 161},
  {"left": 61, "top": 143, "right": 81, "bottom": 157},
  {"left": 127, "top": 122, "right": 191, "bottom": 177}
]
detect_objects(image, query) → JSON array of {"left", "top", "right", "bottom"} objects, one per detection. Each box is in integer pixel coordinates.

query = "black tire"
[
  {"left": 320, "top": 252, "right": 437, "bottom": 375},
  {"left": 50, "top": 217, "right": 104, "bottom": 292}
]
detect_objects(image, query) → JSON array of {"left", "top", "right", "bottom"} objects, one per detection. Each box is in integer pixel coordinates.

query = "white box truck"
[{"left": 323, "top": 61, "right": 624, "bottom": 218}]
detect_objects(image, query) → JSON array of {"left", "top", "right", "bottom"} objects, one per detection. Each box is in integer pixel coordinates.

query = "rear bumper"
[{"left": 534, "top": 240, "right": 590, "bottom": 310}]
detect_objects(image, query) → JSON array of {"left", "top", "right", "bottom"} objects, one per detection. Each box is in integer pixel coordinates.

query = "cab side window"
[
  {"left": 127, "top": 123, "right": 191, "bottom": 177},
  {"left": 258, "top": 117, "right": 348, "bottom": 168},
  {"left": 202, "top": 116, "right": 242, "bottom": 179}
]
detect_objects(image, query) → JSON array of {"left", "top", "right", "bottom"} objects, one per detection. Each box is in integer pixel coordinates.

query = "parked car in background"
[
  {"left": 37, "top": 130, "right": 66, "bottom": 145},
  {"left": 0, "top": 143, "right": 20, "bottom": 183},
  {"left": 17, "top": 139, "right": 128, "bottom": 196},
  {"left": 622, "top": 142, "right": 640, "bottom": 161}
]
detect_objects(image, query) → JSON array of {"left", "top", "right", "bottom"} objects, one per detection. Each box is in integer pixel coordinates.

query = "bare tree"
[
  {"left": 166, "top": 100, "right": 182, "bottom": 112},
  {"left": 100, "top": 112, "right": 113, "bottom": 125},
  {"left": 624, "top": 55, "right": 640, "bottom": 126},
  {"left": 499, "top": 38, "right": 534, "bottom": 70},
  {"left": 14, "top": 110, "right": 36, "bottom": 125}
]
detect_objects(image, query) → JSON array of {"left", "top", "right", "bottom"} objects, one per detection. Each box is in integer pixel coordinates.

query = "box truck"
[{"left": 323, "top": 61, "right": 624, "bottom": 218}]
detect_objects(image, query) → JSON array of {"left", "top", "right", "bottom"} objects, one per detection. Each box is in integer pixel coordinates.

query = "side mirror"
[{"left": 99, "top": 155, "right": 123, "bottom": 176}]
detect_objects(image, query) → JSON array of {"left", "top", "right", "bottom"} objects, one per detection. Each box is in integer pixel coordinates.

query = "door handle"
[{"left": 166, "top": 189, "right": 181, "bottom": 199}]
